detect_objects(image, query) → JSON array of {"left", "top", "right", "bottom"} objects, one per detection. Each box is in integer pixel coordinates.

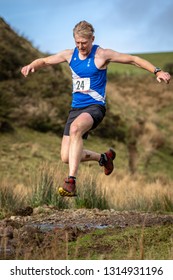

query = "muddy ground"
[{"left": 0, "top": 207, "right": 173, "bottom": 259}]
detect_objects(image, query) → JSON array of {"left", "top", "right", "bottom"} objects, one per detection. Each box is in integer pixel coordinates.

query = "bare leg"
[
  {"left": 82, "top": 149, "right": 101, "bottom": 162},
  {"left": 69, "top": 112, "right": 98, "bottom": 177},
  {"left": 61, "top": 136, "right": 101, "bottom": 163},
  {"left": 60, "top": 113, "right": 101, "bottom": 177},
  {"left": 59, "top": 113, "right": 115, "bottom": 197}
]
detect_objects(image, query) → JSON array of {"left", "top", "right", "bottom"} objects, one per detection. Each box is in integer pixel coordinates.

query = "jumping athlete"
[{"left": 21, "top": 20, "right": 171, "bottom": 196}]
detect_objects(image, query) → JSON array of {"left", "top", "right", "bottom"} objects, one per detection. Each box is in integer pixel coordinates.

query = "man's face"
[{"left": 74, "top": 34, "right": 94, "bottom": 56}]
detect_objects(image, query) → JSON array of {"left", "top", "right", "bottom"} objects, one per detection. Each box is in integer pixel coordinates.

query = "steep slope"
[{"left": 0, "top": 17, "right": 71, "bottom": 134}]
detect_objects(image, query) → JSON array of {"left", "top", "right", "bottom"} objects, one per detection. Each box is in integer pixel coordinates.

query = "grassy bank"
[{"left": 68, "top": 225, "right": 173, "bottom": 260}]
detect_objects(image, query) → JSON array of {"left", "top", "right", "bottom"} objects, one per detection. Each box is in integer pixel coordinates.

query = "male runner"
[{"left": 21, "top": 20, "right": 171, "bottom": 196}]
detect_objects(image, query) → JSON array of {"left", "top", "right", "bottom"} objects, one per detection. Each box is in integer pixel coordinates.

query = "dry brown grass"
[
  {"left": 96, "top": 168, "right": 173, "bottom": 211},
  {"left": 1, "top": 161, "right": 173, "bottom": 213}
]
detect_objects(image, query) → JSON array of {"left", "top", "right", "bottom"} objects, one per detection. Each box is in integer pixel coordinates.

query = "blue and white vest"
[{"left": 69, "top": 45, "right": 107, "bottom": 108}]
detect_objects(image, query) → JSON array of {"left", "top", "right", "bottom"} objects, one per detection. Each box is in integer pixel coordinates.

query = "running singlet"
[{"left": 69, "top": 45, "right": 107, "bottom": 108}]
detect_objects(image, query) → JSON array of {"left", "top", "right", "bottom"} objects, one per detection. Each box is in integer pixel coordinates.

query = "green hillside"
[
  {"left": 0, "top": 17, "right": 72, "bottom": 134},
  {"left": 108, "top": 52, "right": 173, "bottom": 75}
]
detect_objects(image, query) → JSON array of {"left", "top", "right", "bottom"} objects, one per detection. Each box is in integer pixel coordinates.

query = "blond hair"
[{"left": 73, "top": 20, "right": 95, "bottom": 38}]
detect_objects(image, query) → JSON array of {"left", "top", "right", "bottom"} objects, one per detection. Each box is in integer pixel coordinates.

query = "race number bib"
[{"left": 73, "top": 78, "right": 90, "bottom": 92}]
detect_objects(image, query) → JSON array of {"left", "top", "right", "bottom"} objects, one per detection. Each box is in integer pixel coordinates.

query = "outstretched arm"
[
  {"left": 102, "top": 49, "right": 171, "bottom": 84},
  {"left": 21, "top": 49, "right": 73, "bottom": 77}
]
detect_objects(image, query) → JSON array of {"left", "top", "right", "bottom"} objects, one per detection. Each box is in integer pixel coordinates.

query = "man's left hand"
[{"left": 156, "top": 71, "right": 171, "bottom": 84}]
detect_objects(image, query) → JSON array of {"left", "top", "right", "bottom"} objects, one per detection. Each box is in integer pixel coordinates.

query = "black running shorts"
[{"left": 63, "top": 104, "right": 106, "bottom": 139}]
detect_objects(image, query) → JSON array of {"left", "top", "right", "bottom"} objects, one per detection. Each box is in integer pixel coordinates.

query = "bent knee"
[
  {"left": 70, "top": 124, "right": 82, "bottom": 137},
  {"left": 61, "top": 153, "right": 69, "bottom": 164}
]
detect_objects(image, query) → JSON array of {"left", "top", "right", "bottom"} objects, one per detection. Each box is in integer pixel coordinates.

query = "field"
[{"left": 107, "top": 52, "right": 173, "bottom": 75}]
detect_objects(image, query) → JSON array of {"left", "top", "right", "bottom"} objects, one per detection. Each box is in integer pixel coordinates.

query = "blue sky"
[{"left": 1, "top": 0, "right": 173, "bottom": 54}]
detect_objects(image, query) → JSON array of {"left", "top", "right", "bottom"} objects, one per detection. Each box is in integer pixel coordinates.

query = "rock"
[{"left": 14, "top": 206, "right": 33, "bottom": 216}]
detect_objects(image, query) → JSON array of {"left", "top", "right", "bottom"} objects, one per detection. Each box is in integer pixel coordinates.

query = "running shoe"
[
  {"left": 99, "top": 148, "right": 116, "bottom": 175},
  {"left": 58, "top": 177, "right": 77, "bottom": 197}
]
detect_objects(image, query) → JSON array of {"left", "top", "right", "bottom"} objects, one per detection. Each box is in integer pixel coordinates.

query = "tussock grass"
[
  {"left": 28, "top": 163, "right": 110, "bottom": 210},
  {"left": 29, "top": 163, "right": 63, "bottom": 208},
  {"left": 1, "top": 161, "right": 173, "bottom": 215},
  {"left": 97, "top": 170, "right": 173, "bottom": 212},
  {"left": 75, "top": 168, "right": 109, "bottom": 209},
  {"left": 0, "top": 180, "right": 27, "bottom": 217}
]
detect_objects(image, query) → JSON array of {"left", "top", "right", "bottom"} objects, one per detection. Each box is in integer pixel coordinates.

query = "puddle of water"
[
  {"left": 30, "top": 223, "right": 109, "bottom": 232},
  {"left": 32, "top": 223, "right": 64, "bottom": 231},
  {"left": 86, "top": 223, "right": 109, "bottom": 229}
]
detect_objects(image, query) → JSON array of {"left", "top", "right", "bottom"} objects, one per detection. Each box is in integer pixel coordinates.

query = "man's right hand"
[{"left": 21, "top": 65, "right": 35, "bottom": 77}]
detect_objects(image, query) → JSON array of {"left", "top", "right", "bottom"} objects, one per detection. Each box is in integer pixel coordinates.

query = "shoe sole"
[{"left": 58, "top": 187, "right": 77, "bottom": 197}]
